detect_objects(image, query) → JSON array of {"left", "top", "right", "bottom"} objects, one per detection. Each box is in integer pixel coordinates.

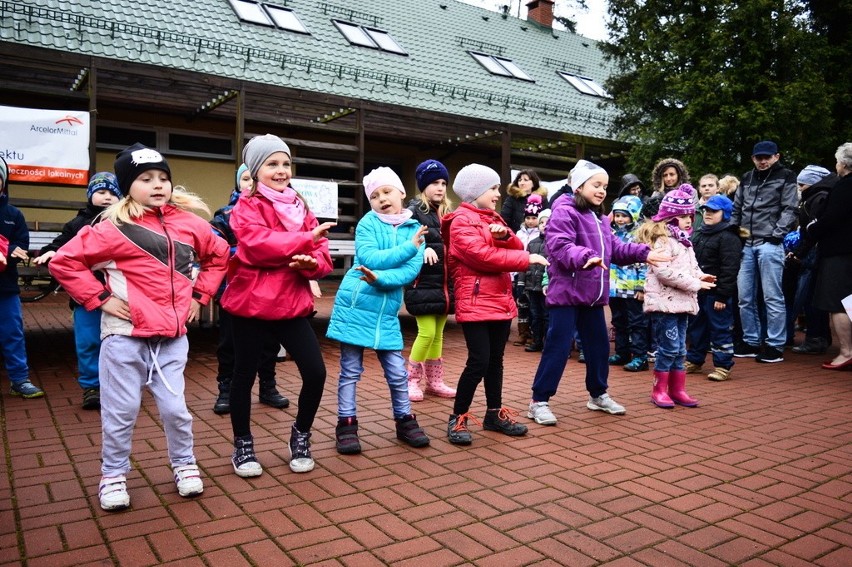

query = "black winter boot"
[
  {"left": 258, "top": 378, "right": 289, "bottom": 409},
  {"left": 213, "top": 379, "right": 230, "bottom": 415}
]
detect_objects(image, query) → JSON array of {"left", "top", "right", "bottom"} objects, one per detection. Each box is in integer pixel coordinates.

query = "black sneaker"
[
  {"left": 791, "top": 338, "right": 828, "bottom": 354},
  {"left": 335, "top": 417, "right": 362, "bottom": 455},
  {"left": 395, "top": 414, "right": 430, "bottom": 448},
  {"left": 258, "top": 386, "right": 289, "bottom": 409},
  {"left": 482, "top": 408, "right": 528, "bottom": 436},
  {"left": 756, "top": 345, "right": 784, "bottom": 363},
  {"left": 447, "top": 414, "right": 474, "bottom": 445},
  {"left": 82, "top": 387, "right": 100, "bottom": 410},
  {"left": 734, "top": 343, "right": 760, "bottom": 358}
]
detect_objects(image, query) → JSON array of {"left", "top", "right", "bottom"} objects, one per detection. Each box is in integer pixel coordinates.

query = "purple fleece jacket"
[{"left": 545, "top": 194, "right": 650, "bottom": 307}]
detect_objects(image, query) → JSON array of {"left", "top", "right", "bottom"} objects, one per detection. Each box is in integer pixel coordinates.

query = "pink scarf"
[{"left": 256, "top": 182, "right": 306, "bottom": 231}]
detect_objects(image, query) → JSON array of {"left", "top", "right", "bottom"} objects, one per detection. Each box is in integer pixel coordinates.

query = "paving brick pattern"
[{"left": 2, "top": 285, "right": 850, "bottom": 566}]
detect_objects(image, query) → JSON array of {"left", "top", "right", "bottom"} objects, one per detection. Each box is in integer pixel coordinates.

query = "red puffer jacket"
[
  {"left": 441, "top": 202, "right": 530, "bottom": 323},
  {"left": 220, "top": 192, "right": 332, "bottom": 320},
  {"left": 49, "top": 205, "right": 229, "bottom": 338},
  {"left": 0, "top": 234, "right": 7, "bottom": 271}
]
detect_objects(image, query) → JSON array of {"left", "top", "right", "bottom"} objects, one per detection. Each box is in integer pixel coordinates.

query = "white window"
[
  {"left": 558, "top": 72, "right": 610, "bottom": 97},
  {"left": 265, "top": 5, "right": 309, "bottom": 34},
  {"left": 333, "top": 20, "right": 408, "bottom": 55},
  {"left": 228, "top": 0, "right": 273, "bottom": 26},
  {"left": 469, "top": 52, "right": 534, "bottom": 82}
]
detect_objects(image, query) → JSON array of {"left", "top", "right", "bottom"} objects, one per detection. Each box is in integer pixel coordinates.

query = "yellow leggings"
[{"left": 409, "top": 314, "right": 448, "bottom": 362}]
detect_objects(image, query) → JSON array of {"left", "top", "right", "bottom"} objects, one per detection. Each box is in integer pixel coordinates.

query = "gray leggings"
[{"left": 99, "top": 334, "right": 195, "bottom": 476}]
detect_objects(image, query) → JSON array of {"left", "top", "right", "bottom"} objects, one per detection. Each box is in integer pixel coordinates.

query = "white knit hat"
[
  {"left": 571, "top": 159, "right": 607, "bottom": 192},
  {"left": 363, "top": 167, "right": 405, "bottom": 198},
  {"left": 453, "top": 163, "right": 501, "bottom": 203}
]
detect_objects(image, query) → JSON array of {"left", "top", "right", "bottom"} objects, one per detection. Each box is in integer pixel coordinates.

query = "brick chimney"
[{"left": 526, "top": 0, "right": 555, "bottom": 28}]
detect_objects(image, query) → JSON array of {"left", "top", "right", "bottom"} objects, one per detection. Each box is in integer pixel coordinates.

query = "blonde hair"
[
  {"left": 635, "top": 219, "right": 670, "bottom": 247},
  {"left": 718, "top": 175, "right": 740, "bottom": 197},
  {"left": 104, "top": 186, "right": 211, "bottom": 225},
  {"left": 417, "top": 193, "right": 453, "bottom": 217}
]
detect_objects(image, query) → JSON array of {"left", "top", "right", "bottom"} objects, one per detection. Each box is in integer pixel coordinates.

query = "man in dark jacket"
[{"left": 730, "top": 140, "right": 798, "bottom": 363}]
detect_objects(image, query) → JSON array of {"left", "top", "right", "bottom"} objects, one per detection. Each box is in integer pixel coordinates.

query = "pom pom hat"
[
  {"left": 570, "top": 159, "right": 607, "bottom": 192},
  {"left": 415, "top": 159, "right": 449, "bottom": 191},
  {"left": 86, "top": 172, "right": 122, "bottom": 202},
  {"left": 524, "top": 193, "right": 543, "bottom": 217},
  {"left": 113, "top": 143, "right": 171, "bottom": 195},
  {"left": 242, "top": 134, "right": 291, "bottom": 178},
  {"left": 363, "top": 167, "right": 405, "bottom": 199},
  {"left": 452, "top": 163, "right": 501, "bottom": 203},
  {"left": 652, "top": 183, "right": 696, "bottom": 222}
]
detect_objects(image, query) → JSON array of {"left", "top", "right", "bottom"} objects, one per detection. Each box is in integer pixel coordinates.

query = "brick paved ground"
[{"left": 2, "top": 282, "right": 851, "bottom": 566}]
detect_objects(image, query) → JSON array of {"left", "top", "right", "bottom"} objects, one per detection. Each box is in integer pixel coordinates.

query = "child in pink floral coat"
[{"left": 636, "top": 184, "right": 716, "bottom": 409}]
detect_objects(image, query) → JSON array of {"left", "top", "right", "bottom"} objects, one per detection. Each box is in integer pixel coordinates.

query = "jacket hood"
[
  {"left": 651, "top": 158, "right": 690, "bottom": 192},
  {"left": 801, "top": 172, "right": 837, "bottom": 199},
  {"left": 611, "top": 195, "right": 643, "bottom": 226},
  {"left": 618, "top": 173, "right": 647, "bottom": 197}
]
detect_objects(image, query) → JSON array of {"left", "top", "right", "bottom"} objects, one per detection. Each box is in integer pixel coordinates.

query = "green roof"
[{"left": 2, "top": 0, "right": 617, "bottom": 139}]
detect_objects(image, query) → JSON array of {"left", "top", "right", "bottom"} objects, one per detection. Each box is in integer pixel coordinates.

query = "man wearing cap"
[{"left": 731, "top": 140, "right": 798, "bottom": 363}]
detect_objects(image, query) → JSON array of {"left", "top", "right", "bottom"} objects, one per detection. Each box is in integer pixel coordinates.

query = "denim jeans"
[
  {"left": 338, "top": 342, "right": 410, "bottom": 419},
  {"left": 73, "top": 305, "right": 102, "bottom": 389},
  {"left": 687, "top": 294, "right": 734, "bottom": 369},
  {"left": 738, "top": 242, "right": 787, "bottom": 349},
  {"left": 0, "top": 293, "right": 29, "bottom": 384},
  {"left": 651, "top": 313, "right": 688, "bottom": 372}
]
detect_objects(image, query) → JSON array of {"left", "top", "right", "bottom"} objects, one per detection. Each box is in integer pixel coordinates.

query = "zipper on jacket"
[
  {"left": 591, "top": 212, "right": 605, "bottom": 305},
  {"left": 158, "top": 209, "right": 181, "bottom": 337}
]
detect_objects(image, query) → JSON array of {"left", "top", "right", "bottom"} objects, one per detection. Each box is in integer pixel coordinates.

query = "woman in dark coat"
[
  {"left": 501, "top": 169, "right": 548, "bottom": 232},
  {"left": 807, "top": 142, "right": 852, "bottom": 370},
  {"left": 404, "top": 160, "right": 456, "bottom": 399}
]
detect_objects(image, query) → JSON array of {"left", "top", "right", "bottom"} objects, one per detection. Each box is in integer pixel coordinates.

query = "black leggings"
[
  {"left": 229, "top": 315, "right": 326, "bottom": 437},
  {"left": 453, "top": 320, "right": 511, "bottom": 415}
]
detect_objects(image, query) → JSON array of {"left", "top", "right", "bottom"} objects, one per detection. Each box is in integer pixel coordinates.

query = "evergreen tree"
[{"left": 599, "top": 0, "right": 849, "bottom": 177}]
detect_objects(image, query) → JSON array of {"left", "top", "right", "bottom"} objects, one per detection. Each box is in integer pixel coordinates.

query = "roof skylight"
[
  {"left": 228, "top": 0, "right": 309, "bottom": 34},
  {"left": 469, "top": 52, "right": 534, "bottom": 82},
  {"left": 558, "top": 72, "right": 610, "bottom": 97},
  {"left": 333, "top": 20, "right": 407, "bottom": 55}
]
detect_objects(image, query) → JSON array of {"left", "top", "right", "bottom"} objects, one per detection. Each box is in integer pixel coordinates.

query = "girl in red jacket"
[
  {"left": 49, "top": 144, "right": 229, "bottom": 511},
  {"left": 220, "top": 135, "right": 335, "bottom": 477},
  {"left": 441, "top": 164, "right": 549, "bottom": 445}
]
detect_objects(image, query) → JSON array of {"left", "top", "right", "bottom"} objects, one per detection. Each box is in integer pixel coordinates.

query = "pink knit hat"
[
  {"left": 363, "top": 167, "right": 405, "bottom": 199},
  {"left": 652, "top": 183, "right": 696, "bottom": 222}
]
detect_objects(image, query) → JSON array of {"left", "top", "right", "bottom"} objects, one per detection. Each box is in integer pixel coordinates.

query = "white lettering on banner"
[{"left": 0, "top": 104, "right": 90, "bottom": 187}]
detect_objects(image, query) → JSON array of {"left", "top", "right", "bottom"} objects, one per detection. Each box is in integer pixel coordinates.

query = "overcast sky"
[{"left": 457, "top": 0, "right": 609, "bottom": 42}]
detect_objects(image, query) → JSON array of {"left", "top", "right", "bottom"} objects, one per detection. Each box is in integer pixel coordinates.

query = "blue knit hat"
[
  {"left": 86, "top": 172, "right": 122, "bottom": 202},
  {"left": 796, "top": 165, "right": 830, "bottom": 187},
  {"left": 236, "top": 163, "right": 249, "bottom": 188},
  {"left": 700, "top": 194, "right": 732, "bottom": 221},
  {"left": 415, "top": 159, "right": 449, "bottom": 191}
]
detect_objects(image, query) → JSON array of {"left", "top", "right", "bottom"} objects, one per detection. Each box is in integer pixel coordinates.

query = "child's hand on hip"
[
  {"left": 290, "top": 254, "right": 318, "bottom": 270},
  {"left": 101, "top": 296, "right": 131, "bottom": 321}
]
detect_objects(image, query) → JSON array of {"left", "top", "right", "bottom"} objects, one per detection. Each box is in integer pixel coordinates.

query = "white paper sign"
[
  {"left": 290, "top": 178, "right": 338, "bottom": 219},
  {"left": 0, "top": 105, "right": 90, "bottom": 186},
  {"left": 842, "top": 293, "right": 852, "bottom": 323}
]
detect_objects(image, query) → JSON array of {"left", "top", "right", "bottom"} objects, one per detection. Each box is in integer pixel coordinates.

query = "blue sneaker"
[{"left": 10, "top": 380, "right": 44, "bottom": 399}]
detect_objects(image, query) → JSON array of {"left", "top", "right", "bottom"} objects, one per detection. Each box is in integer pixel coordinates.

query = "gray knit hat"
[
  {"left": 452, "top": 163, "right": 500, "bottom": 203},
  {"left": 242, "top": 134, "right": 291, "bottom": 178}
]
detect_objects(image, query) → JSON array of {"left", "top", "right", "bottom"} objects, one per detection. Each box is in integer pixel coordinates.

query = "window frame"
[
  {"left": 332, "top": 20, "right": 408, "bottom": 55},
  {"left": 558, "top": 71, "right": 610, "bottom": 98},
  {"left": 468, "top": 51, "right": 534, "bottom": 82}
]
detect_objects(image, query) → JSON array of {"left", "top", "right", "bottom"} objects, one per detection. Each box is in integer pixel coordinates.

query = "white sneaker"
[
  {"left": 173, "top": 464, "right": 204, "bottom": 497},
  {"left": 527, "top": 401, "right": 558, "bottom": 425},
  {"left": 99, "top": 475, "right": 130, "bottom": 511},
  {"left": 587, "top": 393, "right": 626, "bottom": 415}
]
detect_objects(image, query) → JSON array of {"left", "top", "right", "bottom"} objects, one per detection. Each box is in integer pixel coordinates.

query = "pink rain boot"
[
  {"left": 407, "top": 360, "right": 424, "bottom": 402},
  {"left": 651, "top": 371, "right": 675, "bottom": 408},
  {"left": 423, "top": 358, "right": 456, "bottom": 398},
  {"left": 668, "top": 369, "right": 699, "bottom": 407}
]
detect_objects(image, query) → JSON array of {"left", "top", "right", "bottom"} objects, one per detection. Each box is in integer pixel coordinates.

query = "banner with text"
[{"left": 0, "top": 105, "right": 90, "bottom": 186}]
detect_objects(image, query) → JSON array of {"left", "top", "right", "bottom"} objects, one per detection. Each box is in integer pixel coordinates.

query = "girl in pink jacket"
[
  {"left": 220, "top": 135, "right": 335, "bottom": 477},
  {"left": 49, "top": 144, "right": 229, "bottom": 511},
  {"left": 440, "top": 164, "right": 549, "bottom": 446},
  {"left": 636, "top": 184, "right": 715, "bottom": 409}
]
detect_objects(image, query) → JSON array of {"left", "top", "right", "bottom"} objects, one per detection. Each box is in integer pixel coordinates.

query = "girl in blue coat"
[{"left": 327, "top": 167, "right": 429, "bottom": 454}]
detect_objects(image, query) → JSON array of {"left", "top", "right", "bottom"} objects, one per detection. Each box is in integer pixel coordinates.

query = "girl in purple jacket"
[{"left": 527, "top": 161, "right": 670, "bottom": 425}]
